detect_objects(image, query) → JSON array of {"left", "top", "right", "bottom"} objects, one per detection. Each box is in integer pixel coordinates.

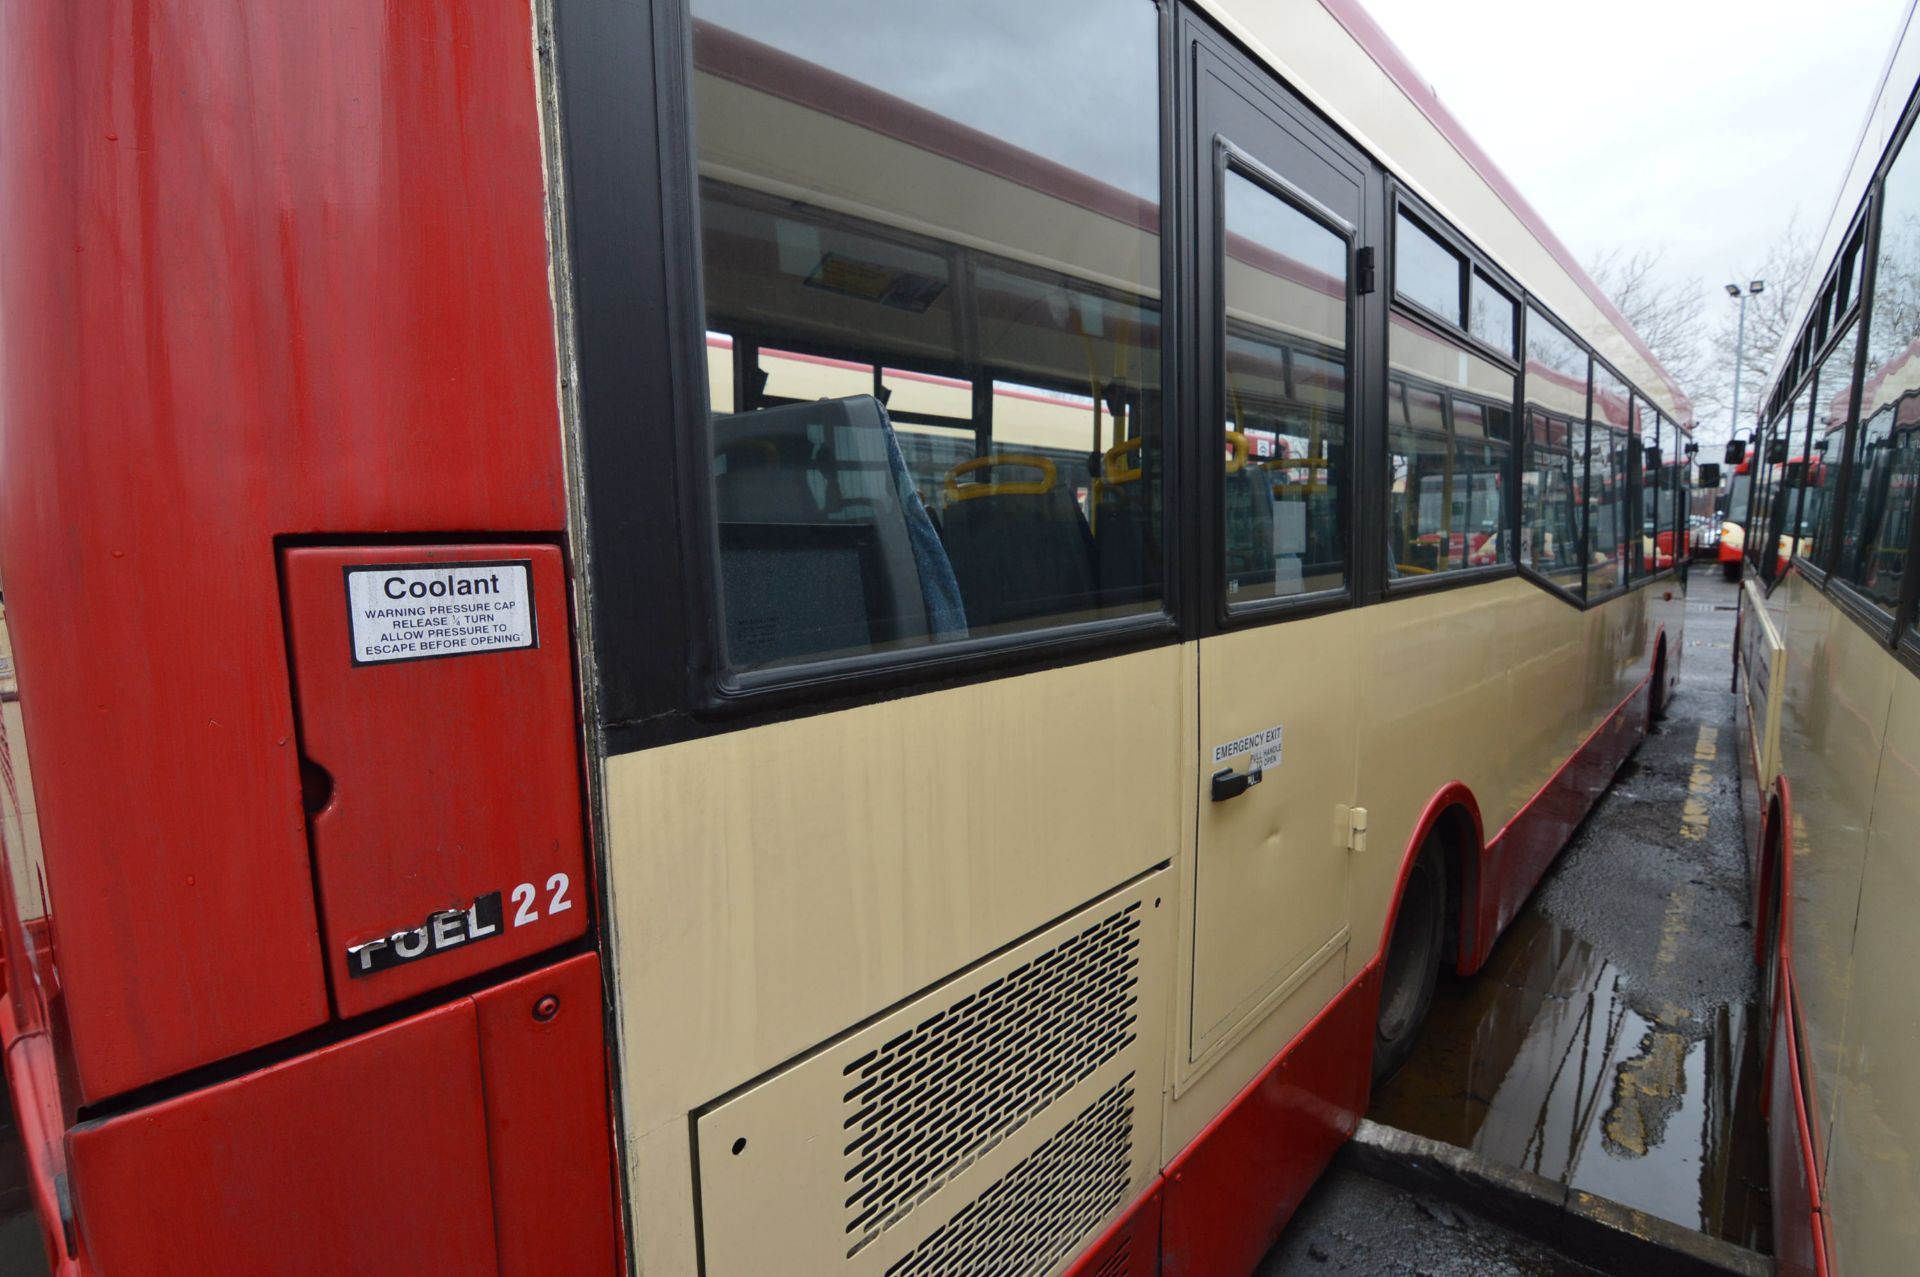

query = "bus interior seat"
[
  {"left": 1222, "top": 462, "right": 1276, "bottom": 588},
  {"left": 712, "top": 396, "right": 963, "bottom": 666},
  {"left": 1093, "top": 441, "right": 1160, "bottom": 606},
  {"left": 940, "top": 455, "right": 1097, "bottom": 629}
]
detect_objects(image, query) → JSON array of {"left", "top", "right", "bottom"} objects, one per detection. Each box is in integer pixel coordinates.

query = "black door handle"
[{"left": 1211, "top": 765, "right": 1263, "bottom": 802}]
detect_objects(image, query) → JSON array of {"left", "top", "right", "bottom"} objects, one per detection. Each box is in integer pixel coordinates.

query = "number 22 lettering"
[{"left": 510, "top": 872, "right": 573, "bottom": 927}]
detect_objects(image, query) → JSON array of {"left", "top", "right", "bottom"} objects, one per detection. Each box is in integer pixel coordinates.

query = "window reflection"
[
  {"left": 1468, "top": 271, "right": 1515, "bottom": 356},
  {"left": 1387, "top": 317, "right": 1513, "bottom": 578},
  {"left": 1221, "top": 168, "right": 1348, "bottom": 604},
  {"left": 1395, "top": 211, "right": 1462, "bottom": 323},
  {"left": 1838, "top": 128, "right": 1920, "bottom": 610},
  {"left": 1523, "top": 308, "right": 1589, "bottom": 594},
  {"left": 689, "top": 0, "right": 1163, "bottom": 670}
]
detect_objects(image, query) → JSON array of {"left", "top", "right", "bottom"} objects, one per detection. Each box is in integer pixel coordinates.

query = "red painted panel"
[
  {"left": 284, "top": 545, "right": 586, "bottom": 1016},
  {"left": 1767, "top": 968, "right": 1823, "bottom": 1277},
  {"left": 0, "top": 0, "right": 563, "bottom": 1099},
  {"left": 1159, "top": 969, "right": 1376, "bottom": 1277},
  {"left": 68, "top": 1000, "right": 497, "bottom": 1276},
  {"left": 1060, "top": 1180, "right": 1163, "bottom": 1277},
  {"left": 473, "top": 954, "right": 620, "bottom": 1277},
  {"left": 1, "top": 1018, "right": 74, "bottom": 1275}
]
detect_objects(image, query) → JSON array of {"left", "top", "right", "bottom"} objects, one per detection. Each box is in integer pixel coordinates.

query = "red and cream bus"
[
  {"left": 1735, "top": 2, "right": 1920, "bottom": 1271},
  {"left": 1721, "top": 455, "right": 1758, "bottom": 579},
  {"left": 0, "top": 1, "right": 1692, "bottom": 1274}
]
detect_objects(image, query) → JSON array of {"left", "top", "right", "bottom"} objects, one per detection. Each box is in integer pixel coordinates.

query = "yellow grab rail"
[
  {"left": 1102, "top": 437, "right": 1144, "bottom": 484},
  {"left": 1224, "top": 431, "right": 1251, "bottom": 474},
  {"left": 945, "top": 453, "right": 1058, "bottom": 502}
]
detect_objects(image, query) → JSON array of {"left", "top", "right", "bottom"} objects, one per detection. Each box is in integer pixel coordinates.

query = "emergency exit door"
[{"left": 1188, "top": 39, "right": 1369, "bottom": 1065}]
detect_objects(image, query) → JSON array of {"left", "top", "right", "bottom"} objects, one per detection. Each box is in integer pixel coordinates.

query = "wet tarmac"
[
  {"left": 1257, "top": 1163, "right": 1612, "bottom": 1277},
  {"left": 1370, "top": 570, "right": 1771, "bottom": 1251}
]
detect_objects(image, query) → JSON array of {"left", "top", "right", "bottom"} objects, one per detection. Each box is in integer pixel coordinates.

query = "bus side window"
[
  {"left": 685, "top": 0, "right": 1167, "bottom": 674},
  {"left": 1219, "top": 166, "right": 1350, "bottom": 605},
  {"left": 1523, "top": 309, "right": 1589, "bottom": 598},
  {"left": 1837, "top": 119, "right": 1920, "bottom": 611},
  {"left": 1384, "top": 324, "right": 1514, "bottom": 580}
]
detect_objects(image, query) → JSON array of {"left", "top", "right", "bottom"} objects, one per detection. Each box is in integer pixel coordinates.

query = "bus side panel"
[
  {"left": 1157, "top": 968, "right": 1374, "bottom": 1277},
  {"left": 1774, "top": 572, "right": 1897, "bottom": 1193},
  {"left": 67, "top": 1000, "right": 499, "bottom": 1276},
  {"left": 471, "top": 954, "right": 622, "bottom": 1277},
  {"left": 1470, "top": 646, "right": 1651, "bottom": 971},
  {"left": 1768, "top": 968, "right": 1823, "bottom": 1277},
  {"left": 1819, "top": 663, "right": 1920, "bottom": 1273},
  {"left": 0, "top": 0, "right": 565, "bottom": 1101}
]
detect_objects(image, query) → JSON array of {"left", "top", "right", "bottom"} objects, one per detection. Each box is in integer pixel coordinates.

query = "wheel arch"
[{"left": 1377, "top": 783, "right": 1484, "bottom": 974}]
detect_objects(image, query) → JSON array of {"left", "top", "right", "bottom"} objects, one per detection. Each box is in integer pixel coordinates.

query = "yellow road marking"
[{"left": 1604, "top": 723, "right": 1718, "bottom": 1154}]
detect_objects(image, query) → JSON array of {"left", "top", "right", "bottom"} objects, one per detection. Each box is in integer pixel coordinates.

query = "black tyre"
[
  {"left": 1761, "top": 821, "right": 1786, "bottom": 1023},
  {"left": 1722, "top": 560, "right": 1742, "bottom": 583},
  {"left": 1651, "top": 647, "right": 1669, "bottom": 722},
  {"left": 1374, "top": 840, "right": 1445, "bottom": 1086}
]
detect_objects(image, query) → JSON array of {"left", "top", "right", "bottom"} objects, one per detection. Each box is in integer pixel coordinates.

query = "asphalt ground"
[
  {"left": 1257, "top": 1161, "right": 1613, "bottom": 1277},
  {"left": 1265, "top": 567, "right": 1770, "bottom": 1275}
]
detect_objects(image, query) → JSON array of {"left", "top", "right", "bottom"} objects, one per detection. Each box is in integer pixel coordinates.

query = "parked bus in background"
[
  {"left": 0, "top": 1, "right": 1691, "bottom": 1274},
  {"left": 1721, "top": 455, "right": 1756, "bottom": 579},
  {"left": 1735, "top": 2, "right": 1920, "bottom": 1271}
]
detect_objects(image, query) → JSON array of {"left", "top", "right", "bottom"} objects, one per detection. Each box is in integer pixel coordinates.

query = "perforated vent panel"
[
  {"left": 883, "top": 1076, "right": 1134, "bottom": 1277},
  {"left": 693, "top": 871, "right": 1170, "bottom": 1277},
  {"left": 844, "top": 902, "right": 1142, "bottom": 1250}
]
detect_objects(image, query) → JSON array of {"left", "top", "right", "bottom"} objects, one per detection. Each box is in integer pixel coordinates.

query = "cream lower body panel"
[
  {"left": 601, "top": 647, "right": 1184, "bottom": 1277},
  {"left": 604, "top": 578, "right": 1669, "bottom": 1276}
]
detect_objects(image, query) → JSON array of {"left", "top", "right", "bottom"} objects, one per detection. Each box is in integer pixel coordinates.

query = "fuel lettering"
[{"left": 345, "top": 892, "right": 504, "bottom": 978}]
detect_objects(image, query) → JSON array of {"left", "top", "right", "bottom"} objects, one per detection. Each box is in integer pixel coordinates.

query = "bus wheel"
[
  {"left": 1651, "top": 644, "right": 1669, "bottom": 722},
  {"left": 1374, "top": 838, "right": 1445, "bottom": 1085},
  {"left": 1761, "top": 814, "right": 1786, "bottom": 1021},
  {"left": 1722, "top": 560, "right": 1741, "bottom": 583}
]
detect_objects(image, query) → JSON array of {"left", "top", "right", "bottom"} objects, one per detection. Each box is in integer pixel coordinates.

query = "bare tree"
[{"left": 1587, "top": 245, "right": 1709, "bottom": 396}]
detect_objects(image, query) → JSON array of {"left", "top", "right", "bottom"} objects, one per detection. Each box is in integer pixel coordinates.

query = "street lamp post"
[{"left": 1726, "top": 279, "right": 1765, "bottom": 444}]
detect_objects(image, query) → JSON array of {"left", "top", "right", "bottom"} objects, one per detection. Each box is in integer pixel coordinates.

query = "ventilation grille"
[
  {"left": 883, "top": 1075, "right": 1135, "bottom": 1277},
  {"left": 843, "top": 903, "right": 1142, "bottom": 1250},
  {"left": 1091, "top": 1235, "right": 1132, "bottom": 1277}
]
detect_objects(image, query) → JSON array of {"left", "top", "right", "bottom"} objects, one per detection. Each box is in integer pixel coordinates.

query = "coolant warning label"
[{"left": 344, "top": 560, "right": 537, "bottom": 665}]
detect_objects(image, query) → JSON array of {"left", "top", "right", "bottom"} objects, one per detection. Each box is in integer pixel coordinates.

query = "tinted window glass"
[
  {"left": 1756, "top": 386, "right": 1811, "bottom": 579},
  {"left": 1468, "top": 270, "right": 1516, "bottom": 355},
  {"left": 1839, "top": 128, "right": 1920, "bottom": 610},
  {"left": 1386, "top": 320, "right": 1514, "bottom": 578},
  {"left": 1221, "top": 168, "right": 1349, "bottom": 605},
  {"left": 1395, "top": 210, "right": 1462, "bottom": 323},
  {"left": 688, "top": 0, "right": 1163, "bottom": 670},
  {"left": 1726, "top": 470, "right": 1751, "bottom": 526},
  {"left": 1523, "top": 308, "right": 1589, "bottom": 594},
  {"left": 1586, "top": 366, "right": 1631, "bottom": 594},
  {"left": 1801, "top": 323, "right": 1856, "bottom": 566}
]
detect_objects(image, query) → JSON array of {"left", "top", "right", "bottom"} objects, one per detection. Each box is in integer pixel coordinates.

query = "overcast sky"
[{"left": 1363, "top": 0, "right": 1911, "bottom": 423}]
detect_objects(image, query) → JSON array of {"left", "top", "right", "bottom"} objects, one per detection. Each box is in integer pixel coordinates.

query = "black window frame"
[
  {"left": 1584, "top": 355, "right": 1637, "bottom": 606},
  {"left": 1747, "top": 78, "right": 1920, "bottom": 663},
  {"left": 1209, "top": 139, "right": 1361, "bottom": 625}
]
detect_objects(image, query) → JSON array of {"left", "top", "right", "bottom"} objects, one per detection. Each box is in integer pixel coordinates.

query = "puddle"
[{"left": 1371, "top": 912, "right": 1771, "bottom": 1249}]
